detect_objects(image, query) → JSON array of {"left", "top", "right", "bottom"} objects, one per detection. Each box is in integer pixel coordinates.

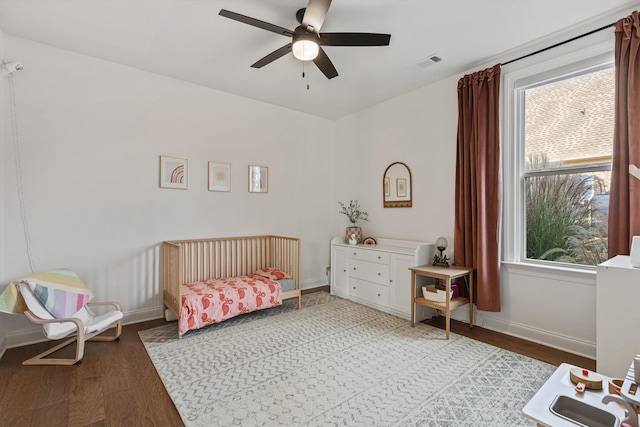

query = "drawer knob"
[
  {"left": 390, "top": 279, "right": 393, "bottom": 282},
  {"left": 377, "top": 293, "right": 381, "bottom": 297},
  {"left": 378, "top": 272, "right": 381, "bottom": 276},
  {"left": 353, "top": 252, "right": 357, "bottom": 256},
  {"left": 353, "top": 286, "right": 356, "bottom": 290},
  {"left": 378, "top": 256, "right": 381, "bottom": 259},
  {"left": 353, "top": 267, "right": 357, "bottom": 271}
]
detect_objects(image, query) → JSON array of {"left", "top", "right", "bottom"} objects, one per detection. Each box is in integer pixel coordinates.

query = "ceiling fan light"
[{"left": 292, "top": 36, "right": 319, "bottom": 61}]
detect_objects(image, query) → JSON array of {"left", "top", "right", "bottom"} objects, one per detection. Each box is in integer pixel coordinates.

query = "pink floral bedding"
[{"left": 179, "top": 275, "right": 282, "bottom": 336}]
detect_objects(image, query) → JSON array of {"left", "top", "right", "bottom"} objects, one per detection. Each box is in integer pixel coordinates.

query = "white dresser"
[
  {"left": 596, "top": 255, "right": 640, "bottom": 378},
  {"left": 330, "top": 237, "right": 434, "bottom": 319}
]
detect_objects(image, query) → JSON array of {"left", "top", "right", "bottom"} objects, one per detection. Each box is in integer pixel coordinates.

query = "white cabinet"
[
  {"left": 389, "top": 253, "right": 414, "bottom": 314},
  {"left": 596, "top": 255, "right": 640, "bottom": 378},
  {"left": 330, "top": 237, "right": 434, "bottom": 319},
  {"left": 331, "top": 245, "right": 348, "bottom": 297}
]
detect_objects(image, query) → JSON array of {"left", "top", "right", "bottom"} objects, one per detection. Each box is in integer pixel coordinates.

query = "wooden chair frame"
[{"left": 22, "top": 301, "right": 123, "bottom": 366}]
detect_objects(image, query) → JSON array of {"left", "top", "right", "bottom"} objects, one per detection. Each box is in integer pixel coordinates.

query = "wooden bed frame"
[{"left": 161, "top": 235, "right": 301, "bottom": 332}]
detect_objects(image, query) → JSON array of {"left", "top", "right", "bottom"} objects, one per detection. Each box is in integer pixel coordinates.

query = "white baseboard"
[
  {"left": 0, "top": 336, "right": 6, "bottom": 361},
  {"left": 301, "top": 277, "right": 327, "bottom": 290},
  {"left": 448, "top": 307, "right": 596, "bottom": 360},
  {"left": 4, "top": 306, "right": 165, "bottom": 350},
  {"left": 4, "top": 295, "right": 596, "bottom": 361},
  {"left": 5, "top": 326, "right": 52, "bottom": 349},
  {"left": 2, "top": 284, "right": 335, "bottom": 350},
  {"left": 123, "top": 307, "right": 164, "bottom": 325}
]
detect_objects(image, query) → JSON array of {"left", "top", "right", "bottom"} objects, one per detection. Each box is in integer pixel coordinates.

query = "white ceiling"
[{"left": 0, "top": 0, "right": 638, "bottom": 119}]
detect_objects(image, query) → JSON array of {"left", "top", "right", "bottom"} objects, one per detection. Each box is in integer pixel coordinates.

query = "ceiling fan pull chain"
[
  {"left": 302, "top": 61, "right": 309, "bottom": 90},
  {"left": 302, "top": 62, "right": 310, "bottom": 90}
]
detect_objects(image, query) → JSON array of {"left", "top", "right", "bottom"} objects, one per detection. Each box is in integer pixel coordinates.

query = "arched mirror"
[{"left": 383, "top": 162, "right": 412, "bottom": 208}]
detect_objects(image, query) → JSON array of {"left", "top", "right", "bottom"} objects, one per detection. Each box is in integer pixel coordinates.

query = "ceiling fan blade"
[
  {"left": 319, "top": 32, "right": 391, "bottom": 46},
  {"left": 251, "top": 44, "right": 292, "bottom": 68},
  {"left": 219, "top": 9, "right": 293, "bottom": 37},
  {"left": 302, "top": 0, "right": 332, "bottom": 33},
  {"left": 313, "top": 47, "right": 338, "bottom": 79}
]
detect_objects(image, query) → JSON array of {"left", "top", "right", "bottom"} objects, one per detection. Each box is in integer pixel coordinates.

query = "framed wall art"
[
  {"left": 160, "top": 155, "right": 188, "bottom": 189},
  {"left": 248, "top": 165, "right": 268, "bottom": 193},
  {"left": 208, "top": 162, "right": 231, "bottom": 192},
  {"left": 396, "top": 178, "right": 407, "bottom": 197}
]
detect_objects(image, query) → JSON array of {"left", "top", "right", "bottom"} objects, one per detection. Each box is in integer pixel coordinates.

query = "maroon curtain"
[
  {"left": 454, "top": 64, "right": 501, "bottom": 312},
  {"left": 608, "top": 11, "right": 640, "bottom": 258}
]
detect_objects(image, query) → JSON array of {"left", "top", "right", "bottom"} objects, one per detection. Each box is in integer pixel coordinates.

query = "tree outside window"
[{"left": 522, "top": 65, "right": 613, "bottom": 266}]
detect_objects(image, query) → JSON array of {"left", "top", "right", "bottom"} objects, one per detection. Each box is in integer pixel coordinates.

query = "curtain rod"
[{"left": 501, "top": 21, "right": 615, "bottom": 66}]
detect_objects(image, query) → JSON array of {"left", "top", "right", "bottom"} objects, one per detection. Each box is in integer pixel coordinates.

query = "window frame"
[{"left": 502, "top": 43, "right": 614, "bottom": 271}]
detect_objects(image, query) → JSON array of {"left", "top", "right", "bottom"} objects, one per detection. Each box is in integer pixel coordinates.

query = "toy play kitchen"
[{"left": 523, "top": 357, "right": 640, "bottom": 426}]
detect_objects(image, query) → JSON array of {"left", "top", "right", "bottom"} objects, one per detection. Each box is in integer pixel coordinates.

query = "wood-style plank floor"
[{"left": 0, "top": 290, "right": 594, "bottom": 427}]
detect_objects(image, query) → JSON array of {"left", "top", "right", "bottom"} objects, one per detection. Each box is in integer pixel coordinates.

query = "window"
[{"left": 505, "top": 50, "right": 614, "bottom": 268}]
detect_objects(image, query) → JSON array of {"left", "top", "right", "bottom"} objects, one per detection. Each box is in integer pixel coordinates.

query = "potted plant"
[{"left": 338, "top": 200, "right": 369, "bottom": 244}]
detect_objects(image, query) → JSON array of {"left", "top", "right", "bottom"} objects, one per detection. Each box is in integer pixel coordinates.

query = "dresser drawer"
[
  {"left": 349, "top": 278, "right": 389, "bottom": 308},
  {"left": 349, "top": 259, "right": 389, "bottom": 285},
  {"left": 349, "top": 248, "right": 389, "bottom": 264}
]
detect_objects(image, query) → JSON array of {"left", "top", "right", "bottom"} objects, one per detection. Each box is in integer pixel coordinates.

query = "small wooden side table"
[{"left": 409, "top": 264, "right": 475, "bottom": 339}]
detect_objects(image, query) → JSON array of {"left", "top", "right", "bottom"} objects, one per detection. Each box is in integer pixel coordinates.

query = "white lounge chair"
[{"left": 17, "top": 281, "right": 123, "bottom": 366}]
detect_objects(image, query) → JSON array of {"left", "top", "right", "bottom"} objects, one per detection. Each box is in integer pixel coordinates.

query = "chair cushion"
[
  {"left": 17, "top": 282, "right": 122, "bottom": 340},
  {"left": 84, "top": 310, "right": 123, "bottom": 334},
  {"left": 45, "top": 308, "right": 123, "bottom": 340}
]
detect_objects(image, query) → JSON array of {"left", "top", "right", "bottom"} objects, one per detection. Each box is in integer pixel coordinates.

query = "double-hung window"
[{"left": 504, "top": 48, "right": 614, "bottom": 268}]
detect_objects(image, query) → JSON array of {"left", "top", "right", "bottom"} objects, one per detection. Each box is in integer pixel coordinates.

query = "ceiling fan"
[{"left": 219, "top": 0, "right": 391, "bottom": 79}]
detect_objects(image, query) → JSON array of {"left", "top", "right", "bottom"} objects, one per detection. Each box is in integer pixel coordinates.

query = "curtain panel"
[
  {"left": 454, "top": 64, "right": 501, "bottom": 312},
  {"left": 608, "top": 10, "right": 640, "bottom": 258}
]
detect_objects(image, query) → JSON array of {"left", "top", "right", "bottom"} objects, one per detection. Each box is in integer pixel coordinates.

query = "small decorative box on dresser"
[{"left": 330, "top": 237, "right": 435, "bottom": 319}]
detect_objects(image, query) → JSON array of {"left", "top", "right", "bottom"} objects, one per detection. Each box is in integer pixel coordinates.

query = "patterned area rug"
[{"left": 139, "top": 293, "right": 555, "bottom": 427}]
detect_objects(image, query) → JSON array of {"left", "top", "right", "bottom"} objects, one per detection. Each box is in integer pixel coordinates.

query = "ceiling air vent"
[{"left": 417, "top": 53, "right": 445, "bottom": 68}]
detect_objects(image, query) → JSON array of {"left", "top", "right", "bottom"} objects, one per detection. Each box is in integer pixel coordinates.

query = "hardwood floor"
[
  {"left": 0, "top": 290, "right": 594, "bottom": 427},
  {"left": 423, "top": 315, "right": 595, "bottom": 370},
  {"left": 0, "top": 318, "right": 183, "bottom": 427}
]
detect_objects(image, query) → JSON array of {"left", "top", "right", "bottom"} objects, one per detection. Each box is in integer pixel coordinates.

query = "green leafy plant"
[
  {"left": 338, "top": 200, "right": 369, "bottom": 225},
  {"left": 525, "top": 154, "right": 608, "bottom": 265}
]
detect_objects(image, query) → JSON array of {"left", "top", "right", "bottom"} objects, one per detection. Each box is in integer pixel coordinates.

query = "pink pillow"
[{"left": 254, "top": 268, "right": 292, "bottom": 281}]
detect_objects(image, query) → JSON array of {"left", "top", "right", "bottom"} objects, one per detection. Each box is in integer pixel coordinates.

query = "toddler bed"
[{"left": 161, "top": 235, "right": 300, "bottom": 337}]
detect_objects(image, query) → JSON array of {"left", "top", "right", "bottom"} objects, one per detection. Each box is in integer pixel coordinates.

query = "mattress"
[
  {"left": 179, "top": 275, "right": 282, "bottom": 336},
  {"left": 278, "top": 278, "right": 296, "bottom": 292}
]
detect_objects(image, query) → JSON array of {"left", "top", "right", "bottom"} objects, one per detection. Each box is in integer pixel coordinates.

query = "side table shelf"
[{"left": 409, "top": 264, "right": 475, "bottom": 339}]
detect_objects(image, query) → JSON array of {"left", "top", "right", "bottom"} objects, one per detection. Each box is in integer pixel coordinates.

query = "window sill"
[{"left": 502, "top": 261, "right": 597, "bottom": 286}]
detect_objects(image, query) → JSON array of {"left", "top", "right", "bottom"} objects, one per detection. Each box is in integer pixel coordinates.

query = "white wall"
[
  {"left": 0, "top": 26, "right": 6, "bottom": 357},
  {"left": 334, "top": 73, "right": 598, "bottom": 358},
  {"left": 3, "top": 6, "right": 634, "bottom": 357},
  {"left": 333, "top": 75, "right": 459, "bottom": 245},
  {"left": 332, "top": 7, "right": 632, "bottom": 359},
  {"left": 1, "top": 36, "right": 334, "bottom": 347}
]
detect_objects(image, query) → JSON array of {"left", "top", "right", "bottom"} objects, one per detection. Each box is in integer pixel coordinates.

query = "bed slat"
[{"left": 161, "top": 235, "right": 301, "bottom": 337}]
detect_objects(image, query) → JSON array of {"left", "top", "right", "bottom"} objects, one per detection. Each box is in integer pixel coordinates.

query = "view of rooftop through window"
[{"left": 523, "top": 66, "right": 614, "bottom": 266}]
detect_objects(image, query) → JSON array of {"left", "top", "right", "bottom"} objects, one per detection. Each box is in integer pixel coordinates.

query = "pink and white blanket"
[{"left": 179, "top": 275, "right": 282, "bottom": 336}]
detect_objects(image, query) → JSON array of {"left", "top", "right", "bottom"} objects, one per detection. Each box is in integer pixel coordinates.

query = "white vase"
[{"left": 345, "top": 226, "right": 362, "bottom": 244}]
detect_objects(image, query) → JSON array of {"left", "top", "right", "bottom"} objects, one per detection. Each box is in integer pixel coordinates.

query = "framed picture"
[
  {"left": 248, "top": 165, "right": 268, "bottom": 193},
  {"left": 396, "top": 178, "right": 407, "bottom": 197},
  {"left": 208, "top": 162, "right": 231, "bottom": 192},
  {"left": 160, "top": 155, "right": 188, "bottom": 189},
  {"left": 384, "top": 177, "right": 390, "bottom": 197}
]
